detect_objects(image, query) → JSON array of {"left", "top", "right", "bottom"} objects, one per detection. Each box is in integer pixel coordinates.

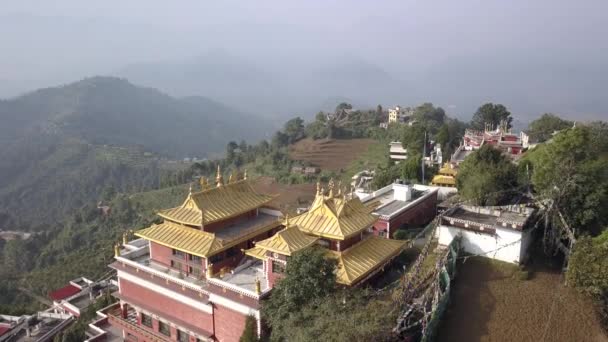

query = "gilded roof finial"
[
  {"left": 284, "top": 213, "right": 290, "bottom": 226},
  {"left": 328, "top": 178, "right": 335, "bottom": 198},
  {"left": 228, "top": 172, "right": 234, "bottom": 184},
  {"left": 255, "top": 277, "right": 261, "bottom": 294},
  {"left": 216, "top": 165, "right": 223, "bottom": 187},
  {"left": 199, "top": 176, "right": 207, "bottom": 190},
  {"left": 114, "top": 242, "right": 121, "bottom": 257},
  {"left": 188, "top": 183, "right": 193, "bottom": 195},
  {"left": 243, "top": 169, "right": 248, "bottom": 180},
  {"left": 337, "top": 180, "right": 342, "bottom": 197},
  {"left": 122, "top": 231, "right": 128, "bottom": 245},
  {"left": 316, "top": 181, "right": 321, "bottom": 196}
]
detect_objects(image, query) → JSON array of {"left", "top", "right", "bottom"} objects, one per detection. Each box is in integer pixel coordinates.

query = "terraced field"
[{"left": 289, "top": 138, "right": 377, "bottom": 171}]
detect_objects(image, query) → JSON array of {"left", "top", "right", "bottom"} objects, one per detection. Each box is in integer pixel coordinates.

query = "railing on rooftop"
[{"left": 105, "top": 303, "right": 168, "bottom": 342}]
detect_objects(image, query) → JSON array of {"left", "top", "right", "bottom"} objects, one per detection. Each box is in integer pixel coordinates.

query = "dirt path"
[{"left": 436, "top": 256, "right": 607, "bottom": 342}]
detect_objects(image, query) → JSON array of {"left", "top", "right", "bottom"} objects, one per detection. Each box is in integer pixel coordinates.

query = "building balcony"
[
  {"left": 115, "top": 239, "right": 272, "bottom": 304},
  {"left": 103, "top": 303, "right": 170, "bottom": 342}
]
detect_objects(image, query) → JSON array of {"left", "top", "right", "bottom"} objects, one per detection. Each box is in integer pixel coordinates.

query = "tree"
[
  {"left": 226, "top": 141, "right": 238, "bottom": 163},
  {"left": 263, "top": 247, "right": 337, "bottom": 340},
  {"left": 335, "top": 102, "right": 352, "bottom": 112},
  {"left": 240, "top": 315, "right": 259, "bottom": 342},
  {"left": 456, "top": 145, "right": 518, "bottom": 205},
  {"left": 525, "top": 125, "right": 608, "bottom": 233},
  {"left": 470, "top": 103, "right": 512, "bottom": 131},
  {"left": 376, "top": 104, "right": 383, "bottom": 116},
  {"left": 436, "top": 123, "right": 449, "bottom": 147},
  {"left": 271, "top": 131, "right": 289, "bottom": 149},
  {"left": 400, "top": 153, "right": 422, "bottom": 182},
  {"left": 283, "top": 117, "right": 306, "bottom": 144},
  {"left": 527, "top": 113, "right": 572, "bottom": 142},
  {"left": 401, "top": 124, "right": 426, "bottom": 153},
  {"left": 566, "top": 231, "right": 608, "bottom": 328}
]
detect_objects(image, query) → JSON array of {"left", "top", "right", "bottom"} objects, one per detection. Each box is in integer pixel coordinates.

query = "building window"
[
  {"left": 172, "top": 249, "right": 186, "bottom": 259},
  {"left": 189, "top": 266, "right": 201, "bottom": 278},
  {"left": 190, "top": 254, "right": 202, "bottom": 263},
  {"left": 177, "top": 330, "right": 189, "bottom": 342},
  {"left": 141, "top": 313, "right": 152, "bottom": 328},
  {"left": 159, "top": 321, "right": 171, "bottom": 336},
  {"left": 272, "top": 260, "right": 285, "bottom": 274},
  {"left": 171, "top": 260, "right": 183, "bottom": 270}
]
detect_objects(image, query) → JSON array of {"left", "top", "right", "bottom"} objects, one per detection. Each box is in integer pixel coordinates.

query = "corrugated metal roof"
[
  {"left": 135, "top": 221, "right": 223, "bottom": 257},
  {"left": 290, "top": 193, "right": 377, "bottom": 240},
  {"left": 244, "top": 246, "right": 267, "bottom": 260},
  {"left": 158, "top": 180, "right": 274, "bottom": 226},
  {"left": 329, "top": 237, "right": 406, "bottom": 285},
  {"left": 254, "top": 225, "right": 318, "bottom": 256}
]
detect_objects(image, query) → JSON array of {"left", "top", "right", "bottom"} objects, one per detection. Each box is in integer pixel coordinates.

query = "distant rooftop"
[
  {"left": 443, "top": 205, "right": 535, "bottom": 231},
  {"left": 362, "top": 183, "right": 436, "bottom": 219}
]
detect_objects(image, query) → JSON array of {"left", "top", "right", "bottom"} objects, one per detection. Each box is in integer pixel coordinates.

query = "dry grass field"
[
  {"left": 252, "top": 176, "right": 317, "bottom": 213},
  {"left": 288, "top": 138, "right": 376, "bottom": 171},
  {"left": 436, "top": 256, "right": 607, "bottom": 342}
]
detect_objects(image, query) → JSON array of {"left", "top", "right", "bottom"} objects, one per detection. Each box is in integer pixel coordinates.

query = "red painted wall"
[
  {"left": 372, "top": 191, "right": 438, "bottom": 238},
  {"left": 150, "top": 242, "right": 173, "bottom": 267},
  {"left": 119, "top": 277, "right": 214, "bottom": 334},
  {"left": 214, "top": 303, "right": 248, "bottom": 342}
]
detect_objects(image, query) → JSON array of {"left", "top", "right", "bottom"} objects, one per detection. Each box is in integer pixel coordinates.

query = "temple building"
[
  {"left": 246, "top": 180, "right": 407, "bottom": 287},
  {"left": 430, "top": 163, "right": 458, "bottom": 188},
  {"left": 99, "top": 168, "right": 285, "bottom": 342}
]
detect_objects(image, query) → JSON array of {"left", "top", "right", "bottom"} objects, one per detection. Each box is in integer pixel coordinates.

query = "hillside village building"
[
  {"left": 358, "top": 182, "right": 439, "bottom": 238},
  {"left": 389, "top": 141, "right": 408, "bottom": 163},
  {"left": 431, "top": 121, "right": 526, "bottom": 187},
  {"left": 436, "top": 204, "right": 535, "bottom": 264},
  {"left": 388, "top": 106, "right": 413, "bottom": 124}
]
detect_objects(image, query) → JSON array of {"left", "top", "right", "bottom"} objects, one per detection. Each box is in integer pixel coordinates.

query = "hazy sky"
[{"left": 1, "top": 0, "right": 607, "bottom": 120}]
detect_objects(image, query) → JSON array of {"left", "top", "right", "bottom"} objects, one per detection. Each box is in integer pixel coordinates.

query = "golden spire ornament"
[{"left": 216, "top": 165, "right": 223, "bottom": 187}]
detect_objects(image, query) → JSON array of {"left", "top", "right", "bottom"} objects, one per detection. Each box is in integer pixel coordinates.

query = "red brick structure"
[
  {"left": 104, "top": 170, "right": 283, "bottom": 342},
  {"left": 361, "top": 182, "right": 438, "bottom": 238}
]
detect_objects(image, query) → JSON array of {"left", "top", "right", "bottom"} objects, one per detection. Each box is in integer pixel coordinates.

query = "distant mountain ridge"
[
  {"left": 0, "top": 77, "right": 272, "bottom": 227},
  {"left": 0, "top": 76, "right": 271, "bottom": 158}
]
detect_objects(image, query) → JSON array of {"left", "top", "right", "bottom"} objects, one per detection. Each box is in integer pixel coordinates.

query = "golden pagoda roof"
[
  {"left": 244, "top": 246, "right": 267, "bottom": 260},
  {"left": 254, "top": 225, "right": 318, "bottom": 256},
  {"left": 290, "top": 188, "right": 377, "bottom": 240},
  {"left": 328, "top": 236, "right": 407, "bottom": 286},
  {"left": 158, "top": 180, "right": 274, "bottom": 226},
  {"left": 431, "top": 175, "right": 456, "bottom": 186},
  {"left": 438, "top": 163, "right": 458, "bottom": 176},
  {"left": 135, "top": 217, "right": 281, "bottom": 258},
  {"left": 135, "top": 221, "right": 224, "bottom": 258}
]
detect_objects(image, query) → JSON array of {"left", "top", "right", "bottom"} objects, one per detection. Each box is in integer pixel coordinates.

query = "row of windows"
[
  {"left": 170, "top": 260, "right": 203, "bottom": 277},
  {"left": 172, "top": 249, "right": 202, "bottom": 263},
  {"left": 141, "top": 313, "right": 192, "bottom": 342}
]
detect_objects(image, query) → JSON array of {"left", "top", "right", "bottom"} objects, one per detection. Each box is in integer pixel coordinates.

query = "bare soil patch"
[
  {"left": 289, "top": 138, "right": 375, "bottom": 171},
  {"left": 436, "top": 256, "right": 607, "bottom": 342},
  {"left": 252, "top": 176, "right": 316, "bottom": 213}
]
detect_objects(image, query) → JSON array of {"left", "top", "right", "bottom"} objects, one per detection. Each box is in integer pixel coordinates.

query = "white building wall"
[{"left": 436, "top": 225, "right": 524, "bottom": 264}]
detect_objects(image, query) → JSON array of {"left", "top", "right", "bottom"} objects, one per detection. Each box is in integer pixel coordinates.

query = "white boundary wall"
[{"left": 436, "top": 224, "right": 533, "bottom": 264}]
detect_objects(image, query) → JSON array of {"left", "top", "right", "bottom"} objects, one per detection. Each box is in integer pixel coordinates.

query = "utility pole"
[{"left": 422, "top": 131, "right": 427, "bottom": 184}]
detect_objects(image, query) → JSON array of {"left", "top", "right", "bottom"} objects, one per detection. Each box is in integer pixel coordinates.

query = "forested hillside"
[
  {"left": 0, "top": 77, "right": 272, "bottom": 228},
  {"left": 0, "top": 76, "right": 270, "bottom": 157}
]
